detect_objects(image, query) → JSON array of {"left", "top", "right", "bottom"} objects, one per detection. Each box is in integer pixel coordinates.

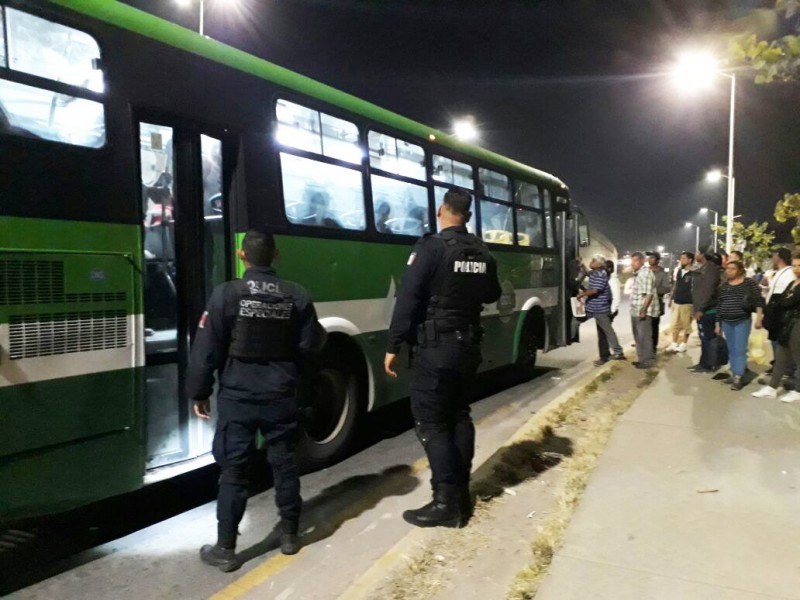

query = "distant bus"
[{"left": 0, "top": 0, "right": 590, "bottom": 521}]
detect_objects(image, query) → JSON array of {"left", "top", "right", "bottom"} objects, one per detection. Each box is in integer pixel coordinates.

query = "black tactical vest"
[
  {"left": 427, "top": 230, "right": 494, "bottom": 329},
  {"left": 227, "top": 278, "right": 297, "bottom": 363}
]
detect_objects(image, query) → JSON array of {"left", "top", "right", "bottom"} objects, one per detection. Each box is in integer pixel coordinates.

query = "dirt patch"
[{"left": 362, "top": 361, "right": 661, "bottom": 600}]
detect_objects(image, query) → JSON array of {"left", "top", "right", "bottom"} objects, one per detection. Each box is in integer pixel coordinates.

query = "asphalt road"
[{"left": 3, "top": 314, "right": 630, "bottom": 598}]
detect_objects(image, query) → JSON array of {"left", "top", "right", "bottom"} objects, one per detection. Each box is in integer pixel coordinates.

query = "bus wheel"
[
  {"left": 517, "top": 313, "right": 540, "bottom": 376},
  {"left": 297, "top": 351, "right": 362, "bottom": 469}
]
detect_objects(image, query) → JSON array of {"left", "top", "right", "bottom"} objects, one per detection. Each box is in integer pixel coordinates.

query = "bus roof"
[{"left": 51, "top": 0, "right": 567, "bottom": 191}]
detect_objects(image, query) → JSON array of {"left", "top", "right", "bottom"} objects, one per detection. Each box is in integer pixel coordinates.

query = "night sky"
[{"left": 123, "top": 0, "right": 800, "bottom": 255}]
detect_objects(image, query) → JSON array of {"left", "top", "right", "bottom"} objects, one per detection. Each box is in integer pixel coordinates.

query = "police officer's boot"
[
  {"left": 458, "top": 486, "right": 474, "bottom": 522},
  {"left": 403, "top": 484, "right": 463, "bottom": 528},
  {"left": 264, "top": 519, "right": 300, "bottom": 555},
  {"left": 200, "top": 544, "right": 240, "bottom": 572}
]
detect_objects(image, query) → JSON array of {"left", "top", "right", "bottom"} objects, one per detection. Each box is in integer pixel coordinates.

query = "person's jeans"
[
  {"left": 697, "top": 311, "right": 717, "bottom": 369},
  {"left": 721, "top": 319, "right": 751, "bottom": 377}
]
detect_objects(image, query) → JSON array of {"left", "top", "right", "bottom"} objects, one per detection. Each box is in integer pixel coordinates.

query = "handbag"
[{"left": 709, "top": 335, "right": 729, "bottom": 369}]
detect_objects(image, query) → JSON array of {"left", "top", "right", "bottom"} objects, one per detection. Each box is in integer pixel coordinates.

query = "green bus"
[{"left": 0, "top": 0, "right": 589, "bottom": 522}]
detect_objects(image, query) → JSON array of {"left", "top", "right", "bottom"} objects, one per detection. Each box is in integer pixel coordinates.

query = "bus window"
[
  {"left": 543, "top": 189, "right": 555, "bottom": 248},
  {"left": 434, "top": 186, "right": 476, "bottom": 234},
  {"left": 371, "top": 174, "right": 428, "bottom": 236},
  {"left": 479, "top": 168, "right": 511, "bottom": 202},
  {"left": 201, "top": 134, "right": 225, "bottom": 291},
  {"left": 578, "top": 213, "right": 591, "bottom": 247},
  {"left": 432, "top": 155, "right": 474, "bottom": 190},
  {"left": 0, "top": 7, "right": 105, "bottom": 147},
  {"left": 275, "top": 99, "right": 361, "bottom": 165},
  {"left": 280, "top": 153, "right": 365, "bottom": 230},
  {"left": 480, "top": 200, "right": 513, "bottom": 244},
  {"left": 515, "top": 182, "right": 541, "bottom": 209},
  {"left": 516, "top": 209, "right": 545, "bottom": 248},
  {"left": 368, "top": 131, "right": 425, "bottom": 181}
]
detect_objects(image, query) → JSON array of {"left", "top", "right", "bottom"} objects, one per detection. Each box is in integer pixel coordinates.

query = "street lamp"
[
  {"left": 699, "top": 207, "right": 719, "bottom": 253},
  {"left": 685, "top": 222, "right": 700, "bottom": 254},
  {"left": 452, "top": 117, "right": 479, "bottom": 142},
  {"left": 176, "top": 0, "right": 238, "bottom": 36},
  {"left": 672, "top": 51, "right": 737, "bottom": 254}
]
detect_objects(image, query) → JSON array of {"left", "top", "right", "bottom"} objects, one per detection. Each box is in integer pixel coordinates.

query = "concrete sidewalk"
[{"left": 536, "top": 351, "right": 800, "bottom": 600}]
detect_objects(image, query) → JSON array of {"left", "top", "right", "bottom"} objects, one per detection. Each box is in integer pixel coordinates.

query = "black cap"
[{"left": 646, "top": 251, "right": 661, "bottom": 262}]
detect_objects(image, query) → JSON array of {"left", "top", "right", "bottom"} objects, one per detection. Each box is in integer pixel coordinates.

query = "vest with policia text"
[
  {"left": 426, "top": 229, "right": 495, "bottom": 330},
  {"left": 227, "top": 278, "right": 297, "bottom": 362}
]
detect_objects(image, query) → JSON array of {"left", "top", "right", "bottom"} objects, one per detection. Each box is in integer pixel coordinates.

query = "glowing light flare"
[
  {"left": 685, "top": 222, "right": 694, "bottom": 228},
  {"left": 705, "top": 169, "right": 723, "bottom": 183},
  {"left": 452, "top": 119, "right": 478, "bottom": 142},
  {"left": 671, "top": 51, "right": 719, "bottom": 92}
]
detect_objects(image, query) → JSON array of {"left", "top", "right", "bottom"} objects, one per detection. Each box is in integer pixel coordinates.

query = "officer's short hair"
[
  {"left": 242, "top": 228, "right": 276, "bottom": 267},
  {"left": 775, "top": 247, "right": 791, "bottom": 264},
  {"left": 443, "top": 188, "right": 472, "bottom": 222}
]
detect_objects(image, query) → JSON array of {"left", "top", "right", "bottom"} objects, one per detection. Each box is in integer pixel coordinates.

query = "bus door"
[{"left": 137, "top": 117, "right": 232, "bottom": 473}]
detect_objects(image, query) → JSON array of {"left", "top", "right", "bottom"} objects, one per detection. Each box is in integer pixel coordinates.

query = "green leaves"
[
  {"left": 728, "top": 2, "right": 800, "bottom": 83},
  {"left": 710, "top": 218, "right": 777, "bottom": 262},
  {"left": 775, "top": 193, "right": 800, "bottom": 244}
]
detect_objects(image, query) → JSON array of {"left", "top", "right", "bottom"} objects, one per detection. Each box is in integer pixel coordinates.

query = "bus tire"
[
  {"left": 516, "top": 311, "right": 541, "bottom": 377},
  {"left": 296, "top": 346, "right": 363, "bottom": 470}
]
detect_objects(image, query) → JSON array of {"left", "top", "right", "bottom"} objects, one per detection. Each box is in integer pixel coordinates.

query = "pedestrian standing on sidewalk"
[
  {"left": 647, "top": 252, "right": 671, "bottom": 353},
  {"left": 385, "top": 188, "right": 501, "bottom": 529},
  {"left": 667, "top": 251, "right": 695, "bottom": 353},
  {"left": 715, "top": 260, "right": 765, "bottom": 390},
  {"left": 762, "top": 248, "right": 794, "bottom": 380},
  {"left": 629, "top": 252, "right": 658, "bottom": 369},
  {"left": 578, "top": 254, "right": 625, "bottom": 366},
  {"left": 752, "top": 252, "right": 800, "bottom": 403},
  {"left": 689, "top": 251, "right": 722, "bottom": 373}
]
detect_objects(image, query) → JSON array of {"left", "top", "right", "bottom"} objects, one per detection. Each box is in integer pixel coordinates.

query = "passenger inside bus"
[
  {"left": 375, "top": 200, "right": 392, "bottom": 233},
  {"left": 299, "top": 190, "right": 342, "bottom": 228}
]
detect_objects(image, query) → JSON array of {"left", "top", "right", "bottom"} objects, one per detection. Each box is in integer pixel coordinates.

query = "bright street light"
[
  {"left": 452, "top": 118, "right": 479, "bottom": 142},
  {"left": 175, "top": 0, "right": 239, "bottom": 36},
  {"left": 705, "top": 169, "right": 724, "bottom": 183},
  {"left": 672, "top": 50, "right": 737, "bottom": 254},
  {"left": 699, "top": 207, "right": 719, "bottom": 252},
  {"left": 672, "top": 51, "right": 718, "bottom": 91}
]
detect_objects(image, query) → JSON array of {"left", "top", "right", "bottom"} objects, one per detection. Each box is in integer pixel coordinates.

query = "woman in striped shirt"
[{"left": 715, "top": 260, "right": 765, "bottom": 390}]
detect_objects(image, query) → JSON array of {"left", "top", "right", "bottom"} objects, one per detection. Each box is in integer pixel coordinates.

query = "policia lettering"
[
  {"left": 186, "top": 229, "right": 325, "bottom": 571},
  {"left": 385, "top": 188, "right": 501, "bottom": 529}
]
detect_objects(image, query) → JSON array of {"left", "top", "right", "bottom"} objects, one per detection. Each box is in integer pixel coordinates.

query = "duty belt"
[{"left": 417, "top": 320, "right": 482, "bottom": 345}]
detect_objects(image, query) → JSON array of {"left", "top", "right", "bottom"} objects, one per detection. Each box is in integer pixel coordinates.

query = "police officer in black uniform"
[
  {"left": 187, "top": 228, "right": 324, "bottom": 571},
  {"left": 385, "top": 188, "right": 501, "bottom": 528}
]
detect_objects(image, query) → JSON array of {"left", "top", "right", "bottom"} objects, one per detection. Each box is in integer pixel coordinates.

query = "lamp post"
[
  {"left": 699, "top": 207, "right": 719, "bottom": 253},
  {"left": 672, "top": 52, "right": 737, "bottom": 254},
  {"left": 685, "top": 222, "right": 700, "bottom": 254}
]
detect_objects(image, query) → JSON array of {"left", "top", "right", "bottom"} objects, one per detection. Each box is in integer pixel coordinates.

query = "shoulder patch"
[
  {"left": 199, "top": 311, "right": 208, "bottom": 329},
  {"left": 407, "top": 252, "right": 417, "bottom": 266}
]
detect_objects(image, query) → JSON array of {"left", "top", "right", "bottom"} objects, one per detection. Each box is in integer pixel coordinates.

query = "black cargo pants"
[
  {"left": 213, "top": 394, "right": 301, "bottom": 548},
  {"left": 410, "top": 339, "right": 482, "bottom": 490}
]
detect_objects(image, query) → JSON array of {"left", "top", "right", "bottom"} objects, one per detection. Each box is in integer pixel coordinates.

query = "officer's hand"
[
  {"left": 193, "top": 399, "right": 212, "bottom": 420},
  {"left": 384, "top": 353, "right": 398, "bottom": 378}
]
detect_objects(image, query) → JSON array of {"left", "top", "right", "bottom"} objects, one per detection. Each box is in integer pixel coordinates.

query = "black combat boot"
[
  {"left": 264, "top": 519, "right": 300, "bottom": 555},
  {"left": 200, "top": 544, "right": 240, "bottom": 572},
  {"left": 458, "top": 486, "right": 474, "bottom": 522},
  {"left": 403, "top": 484, "right": 463, "bottom": 528}
]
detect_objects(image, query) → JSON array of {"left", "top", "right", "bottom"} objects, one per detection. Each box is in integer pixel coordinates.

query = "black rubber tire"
[
  {"left": 516, "top": 313, "right": 539, "bottom": 377},
  {"left": 296, "top": 350, "right": 362, "bottom": 470}
]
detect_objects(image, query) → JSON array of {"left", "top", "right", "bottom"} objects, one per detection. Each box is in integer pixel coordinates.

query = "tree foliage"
[
  {"left": 710, "top": 217, "right": 777, "bottom": 264},
  {"left": 730, "top": 0, "right": 800, "bottom": 83},
  {"left": 774, "top": 192, "right": 800, "bottom": 243}
]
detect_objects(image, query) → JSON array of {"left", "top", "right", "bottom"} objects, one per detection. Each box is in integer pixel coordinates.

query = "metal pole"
[
  {"left": 199, "top": 0, "right": 205, "bottom": 36},
  {"left": 725, "top": 74, "right": 736, "bottom": 253},
  {"left": 713, "top": 211, "right": 718, "bottom": 253},
  {"left": 696, "top": 226, "right": 700, "bottom": 254}
]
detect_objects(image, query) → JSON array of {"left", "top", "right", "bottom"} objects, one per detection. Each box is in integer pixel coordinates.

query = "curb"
[{"left": 337, "top": 359, "right": 627, "bottom": 599}]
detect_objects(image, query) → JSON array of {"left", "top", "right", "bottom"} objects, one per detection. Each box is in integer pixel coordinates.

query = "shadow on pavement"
[{"left": 234, "top": 464, "right": 420, "bottom": 568}]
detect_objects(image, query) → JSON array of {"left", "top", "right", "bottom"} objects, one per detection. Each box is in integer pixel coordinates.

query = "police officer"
[
  {"left": 384, "top": 188, "right": 501, "bottom": 528},
  {"left": 187, "top": 228, "right": 324, "bottom": 572}
]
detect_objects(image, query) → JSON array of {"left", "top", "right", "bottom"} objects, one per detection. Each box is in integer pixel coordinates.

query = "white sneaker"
[
  {"left": 677, "top": 343, "right": 687, "bottom": 353},
  {"left": 666, "top": 342, "right": 679, "bottom": 352},
  {"left": 779, "top": 391, "right": 800, "bottom": 403},
  {"left": 751, "top": 386, "right": 778, "bottom": 399}
]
